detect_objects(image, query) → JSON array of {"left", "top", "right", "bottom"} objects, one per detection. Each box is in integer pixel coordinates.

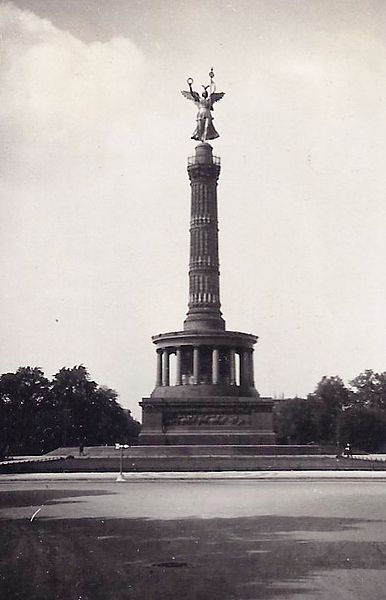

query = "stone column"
[
  {"left": 156, "top": 350, "right": 162, "bottom": 387},
  {"left": 240, "top": 350, "right": 250, "bottom": 387},
  {"left": 212, "top": 348, "right": 220, "bottom": 384},
  {"left": 176, "top": 348, "right": 182, "bottom": 385},
  {"left": 249, "top": 349, "right": 255, "bottom": 387},
  {"left": 162, "top": 350, "right": 170, "bottom": 387},
  {"left": 184, "top": 143, "right": 225, "bottom": 332},
  {"left": 193, "top": 346, "right": 200, "bottom": 385},
  {"left": 229, "top": 349, "right": 236, "bottom": 385}
]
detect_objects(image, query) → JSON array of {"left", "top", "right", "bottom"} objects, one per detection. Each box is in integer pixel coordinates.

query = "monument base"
[{"left": 139, "top": 396, "right": 276, "bottom": 446}]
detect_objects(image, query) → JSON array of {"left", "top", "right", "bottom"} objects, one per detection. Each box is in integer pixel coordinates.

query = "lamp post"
[{"left": 115, "top": 443, "right": 129, "bottom": 482}]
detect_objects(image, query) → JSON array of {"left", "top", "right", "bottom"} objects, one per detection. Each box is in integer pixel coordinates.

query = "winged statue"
[{"left": 181, "top": 68, "right": 225, "bottom": 142}]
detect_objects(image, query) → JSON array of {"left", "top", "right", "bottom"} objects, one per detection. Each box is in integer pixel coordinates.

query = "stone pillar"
[
  {"left": 176, "top": 348, "right": 182, "bottom": 385},
  {"left": 212, "top": 348, "right": 220, "bottom": 384},
  {"left": 184, "top": 143, "right": 225, "bottom": 332},
  {"left": 162, "top": 350, "right": 170, "bottom": 386},
  {"left": 240, "top": 350, "right": 250, "bottom": 387},
  {"left": 229, "top": 349, "right": 236, "bottom": 385},
  {"left": 156, "top": 350, "right": 162, "bottom": 387},
  {"left": 193, "top": 346, "right": 200, "bottom": 385},
  {"left": 249, "top": 349, "right": 255, "bottom": 387}
]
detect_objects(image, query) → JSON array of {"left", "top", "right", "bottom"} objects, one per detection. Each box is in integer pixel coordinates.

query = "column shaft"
[
  {"left": 162, "top": 350, "right": 170, "bottom": 386},
  {"left": 249, "top": 350, "right": 255, "bottom": 387},
  {"left": 241, "top": 350, "right": 251, "bottom": 387},
  {"left": 184, "top": 144, "right": 225, "bottom": 331},
  {"left": 193, "top": 347, "right": 200, "bottom": 385},
  {"left": 156, "top": 351, "right": 162, "bottom": 387},
  {"left": 176, "top": 348, "right": 182, "bottom": 385},
  {"left": 212, "top": 348, "right": 220, "bottom": 384},
  {"left": 229, "top": 349, "right": 236, "bottom": 385}
]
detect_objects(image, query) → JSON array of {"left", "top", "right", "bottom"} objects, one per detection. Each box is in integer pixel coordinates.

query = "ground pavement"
[{"left": 2, "top": 473, "right": 386, "bottom": 599}]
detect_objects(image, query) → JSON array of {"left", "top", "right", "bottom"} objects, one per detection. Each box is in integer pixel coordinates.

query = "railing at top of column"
[{"left": 187, "top": 155, "right": 221, "bottom": 166}]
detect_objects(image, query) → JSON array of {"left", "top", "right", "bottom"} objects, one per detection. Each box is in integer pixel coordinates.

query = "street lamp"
[{"left": 115, "top": 443, "right": 129, "bottom": 482}]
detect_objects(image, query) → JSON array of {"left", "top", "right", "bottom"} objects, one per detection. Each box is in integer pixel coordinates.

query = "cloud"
[
  {"left": 0, "top": 3, "right": 153, "bottom": 413},
  {"left": 0, "top": 2, "right": 145, "bottom": 151}
]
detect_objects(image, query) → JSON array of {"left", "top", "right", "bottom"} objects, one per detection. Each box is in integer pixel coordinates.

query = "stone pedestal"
[{"left": 139, "top": 397, "right": 275, "bottom": 446}]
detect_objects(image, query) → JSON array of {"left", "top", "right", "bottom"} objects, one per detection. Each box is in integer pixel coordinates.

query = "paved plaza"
[{"left": 2, "top": 475, "right": 386, "bottom": 599}]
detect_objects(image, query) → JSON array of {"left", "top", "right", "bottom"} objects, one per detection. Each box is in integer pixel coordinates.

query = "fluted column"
[
  {"left": 176, "top": 348, "right": 182, "bottom": 385},
  {"left": 212, "top": 348, "right": 220, "bottom": 384},
  {"left": 193, "top": 346, "right": 200, "bottom": 384},
  {"left": 156, "top": 350, "right": 162, "bottom": 386},
  {"left": 162, "top": 350, "right": 170, "bottom": 386},
  {"left": 229, "top": 349, "right": 236, "bottom": 385}
]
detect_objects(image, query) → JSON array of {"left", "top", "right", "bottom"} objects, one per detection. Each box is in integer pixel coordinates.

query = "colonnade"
[{"left": 155, "top": 346, "right": 254, "bottom": 388}]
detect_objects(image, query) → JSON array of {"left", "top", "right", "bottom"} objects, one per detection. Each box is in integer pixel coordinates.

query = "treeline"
[
  {"left": 2, "top": 365, "right": 385, "bottom": 457},
  {"left": 0, "top": 365, "right": 141, "bottom": 457},
  {"left": 274, "top": 370, "right": 386, "bottom": 452}
]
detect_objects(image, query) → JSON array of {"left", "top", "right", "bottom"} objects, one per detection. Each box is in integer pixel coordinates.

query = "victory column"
[{"left": 139, "top": 70, "right": 275, "bottom": 445}]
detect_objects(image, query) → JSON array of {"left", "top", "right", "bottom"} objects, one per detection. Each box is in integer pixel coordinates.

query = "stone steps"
[
  {"left": 46, "top": 444, "right": 321, "bottom": 458},
  {"left": 1, "top": 454, "right": 384, "bottom": 474}
]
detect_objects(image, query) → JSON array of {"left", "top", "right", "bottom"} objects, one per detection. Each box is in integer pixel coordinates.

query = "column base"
[
  {"left": 184, "top": 311, "right": 226, "bottom": 331},
  {"left": 139, "top": 396, "right": 275, "bottom": 446}
]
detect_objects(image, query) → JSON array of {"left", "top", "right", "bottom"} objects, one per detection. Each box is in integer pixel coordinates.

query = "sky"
[{"left": 1, "top": 0, "right": 386, "bottom": 419}]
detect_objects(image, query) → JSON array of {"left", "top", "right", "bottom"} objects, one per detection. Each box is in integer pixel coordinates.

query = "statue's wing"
[
  {"left": 210, "top": 92, "right": 225, "bottom": 109},
  {"left": 181, "top": 90, "right": 200, "bottom": 104}
]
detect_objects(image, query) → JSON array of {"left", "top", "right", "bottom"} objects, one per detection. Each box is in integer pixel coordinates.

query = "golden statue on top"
[{"left": 181, "top": 68, "right": 225, "bottom": 142}]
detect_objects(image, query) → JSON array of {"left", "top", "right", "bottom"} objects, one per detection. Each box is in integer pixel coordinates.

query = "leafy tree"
[
  {"left": 91, "top": 386, "right": 140, "bottom": 444},
  {"left": 0, "top": 365, "right": 140, "bottom": 455},
  {"left": 274, "top": 397, "right": 317, "bottom": 444},
  {"left": 51, "top": 365, "right": 98, "bottom": 447},
  {"left": 51, "top": 365, "right": 140, "bottom": 447},
  {"left": 0, "top": 367, "right": 54, "bottom": 455},
  {"left": 275, "top": 377, "right": 351, "bottom": 446},
  {"left": 310, "top": 376, "right": 351, "bottom": 411},
  {"left": 307, "top": 376, "right": 351, "bottom": 445},
  {"left": 339, "top": 406, "right": 386, "bottom": 452},
  {"left": 0, "top": 389, "right": 11, "bottom": 458},
  {"left": 350, "top": 370, "right": 386, "bottom": 410}
]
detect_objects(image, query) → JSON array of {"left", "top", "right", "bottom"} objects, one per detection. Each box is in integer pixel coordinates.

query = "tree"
[
  {"left": 307, "top": 376, "right": 351, "bottom": 445},
  {"left": 0, "top": 367, "right": 53, "bottom": 455},
  {"left": 0, "top": 364, "right": 141, "bottom": 455},
  {"left": 51, "top": 365, "right": 140, "bottom": 448},
  {"left": 274, "top": 377, "right": 352, "bottom": 446},
  {"left": 339, "top": 406, "right": 386, "bottom": 452},
  {"left": 274, "top": 397, "right": 317, "bottom": 444},
  {"left": 90, "top": 386, "right": 140, "bottom": 444},
  {"left": 350, "top": 370, "right": 386, "bottom": 410},
  {"left": 51, "top": 365, "right": 98, "bottom": 447}
]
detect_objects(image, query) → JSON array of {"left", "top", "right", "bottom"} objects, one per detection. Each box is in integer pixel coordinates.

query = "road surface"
[{"left": 1, "top": 478, "right": 386, "bottom": 599}]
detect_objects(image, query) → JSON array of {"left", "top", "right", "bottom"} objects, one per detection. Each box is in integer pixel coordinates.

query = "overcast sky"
[{"left": 1, "top": 0, "right": 386, "bottom": 419}]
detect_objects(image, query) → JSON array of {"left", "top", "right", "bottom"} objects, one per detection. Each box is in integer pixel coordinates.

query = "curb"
[{"left": 2, "top": 470, "right": 386, "bottom": 482}]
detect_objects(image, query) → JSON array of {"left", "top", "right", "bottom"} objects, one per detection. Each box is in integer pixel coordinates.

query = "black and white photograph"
[{"left": 2, "top": 1, "right": 386, "bottom": 598}]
